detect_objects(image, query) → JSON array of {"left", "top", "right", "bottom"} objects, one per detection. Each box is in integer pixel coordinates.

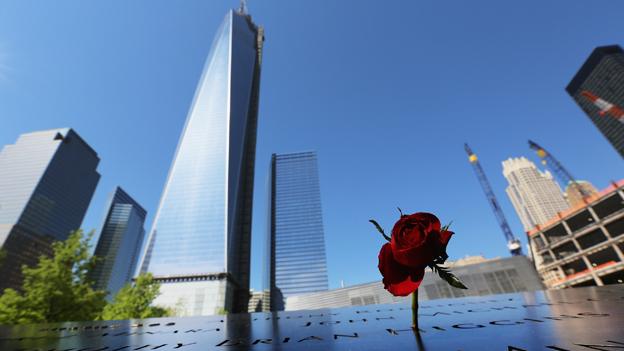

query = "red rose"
[{"left": 378, "top": 212, "right": 453, "bottom": 296}]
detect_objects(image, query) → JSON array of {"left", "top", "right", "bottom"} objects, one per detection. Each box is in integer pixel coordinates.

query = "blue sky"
[{"left": 0, "top": 0, "right": 622, "bottom": 290}]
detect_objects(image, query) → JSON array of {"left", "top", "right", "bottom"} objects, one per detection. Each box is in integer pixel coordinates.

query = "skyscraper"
[
  {"left": 564, "top": 180, "right": 598, "bottom": 208},
  {"left": 566, "top": 45, "right": 624, "bottom": 157},
  {"left": 502, "top": 157, "right": 570, "bottom": 232},
  {"left": 266, "top": 152, "right": 329, "bottom": 311},
  {"left": 0, "top": 128, "right": 100, "bottom": 292},
  {"left": 91, "top": 187, "right": 146, "bottom": 298},
  {"left": 138, "top": 8, "right": 264, "bottom": 315}
]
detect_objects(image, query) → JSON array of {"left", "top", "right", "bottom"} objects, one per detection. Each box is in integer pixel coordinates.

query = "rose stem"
[{"left": 411, "top": 289, "right": 419, "bottom": 330}]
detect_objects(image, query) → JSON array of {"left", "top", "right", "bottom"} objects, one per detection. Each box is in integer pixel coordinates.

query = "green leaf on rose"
[
  {"left": 430, "top": 263, "right": 468, "bottom": 290},
  {"left": 441, "top": 221, "right": 453, "bottom": 232},
  {"left": 369, "top": 219, "right": 391, "bottom": 242}
]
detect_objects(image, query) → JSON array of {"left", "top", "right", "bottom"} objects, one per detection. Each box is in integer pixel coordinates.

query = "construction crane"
[
  {"left": 464, "top": 143, "right": 523, "bottom": 256},
  {"left": 527, "top": 140, "right": 592, "bottom": 199}
]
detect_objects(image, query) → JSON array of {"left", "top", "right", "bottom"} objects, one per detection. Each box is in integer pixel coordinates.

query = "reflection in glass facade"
[
  {"left": 0, "top": 128, "right": 100, "bottom": 292},
  {"left": 566, "top": 45, "right": 624, "bottom": 157},
  {"left": 91, "top": 187, "right": 146, "bottom": 299},
  {"left": 266, "top": 152, "right": 329, "bottom": 311},
  {"left": 138, "top": 9, "right": 263, "bottom": 315}
]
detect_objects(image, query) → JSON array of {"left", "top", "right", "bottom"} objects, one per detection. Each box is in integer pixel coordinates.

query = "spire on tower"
[{"left": 239, "top": 0, "right": 248, "bottom": 14}]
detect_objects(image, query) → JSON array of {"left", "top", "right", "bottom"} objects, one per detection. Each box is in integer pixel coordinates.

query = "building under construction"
[{"left": 528, "top": 180, "right": 624, "bottom": 288}]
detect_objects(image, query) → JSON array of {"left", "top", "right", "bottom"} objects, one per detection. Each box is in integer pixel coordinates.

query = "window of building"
[
  {"left": 552, "top": 241, "right": 578, "bottom": 260},
  {"left": 533, "top": 235, "right": 546, "bottom": 250},
  {"left": 350, "top": 297, "right": 363, "bottom": 306},
  {"left": 605, "top": 218, "right": 624, "bottom": 237},
  {"left": 561, "top": 259, "right": 587, "bottom": 277},
  {"left": 600, "top": 270, "right": 624, "bottom": 285},
  {"left": 569, "top": 279, "right": 597, "bottom": 287},
  {"left": 506, "top": 269, "right": 526, "bottom": 291},
  {"left": 592, "top": 194, "right": 624, "bottom": 219},
  {"left": 538, "top": 251, "right": 555, "bottom": 266},
  {"left": 542, "top": 224, "right": 568, "bottom": 243},
  {"left": 576, "top": 229, "right": 608, "bottom": 249},
  {"left": 566, "top": 210, "right": 595, "bottom": 233},
  {"left": 484, "top": 272, "right": 502, "bottom": 294},
  {"left": 495, "top": 271, "right": 515, "bottom": 293},
  {"left": 587, "top": 247, "right": 620, "bottom": 268}
]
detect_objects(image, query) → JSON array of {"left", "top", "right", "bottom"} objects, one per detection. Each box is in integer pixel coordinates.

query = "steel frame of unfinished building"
[{"left": 528, "top": 180, "right": 624, "bottom": 289}]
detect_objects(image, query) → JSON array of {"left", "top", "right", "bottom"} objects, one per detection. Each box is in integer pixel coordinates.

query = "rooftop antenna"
[{"left": 239, "top": 0, "right": 248, "bottom": 14}]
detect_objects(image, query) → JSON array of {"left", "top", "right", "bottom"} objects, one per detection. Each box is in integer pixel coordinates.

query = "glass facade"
[
  {"left": 0, "top": 128, "right": 100, "bottom": 291},
  {"left": 139, "top": 9, "right": 263, "bottom": 315},
  {"left": 567, "top": 45, "right": 624, "bottom": 157},
  {"left": 267, "top": 152, "right": 329, "bottom": 311},
  {"left": 90, "top": 187, "right": 146, "bottom": 298}
]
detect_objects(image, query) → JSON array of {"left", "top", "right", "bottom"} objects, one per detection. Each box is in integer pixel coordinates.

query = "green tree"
[
  {"left": 0, "top": 230, "right": 106, "bottom": 325},
  {"left": 0, "top": 289, "right": 36, "bottom": 324},
  {"left": 100, "top": 273, "right": 170, "bottom": 320}
]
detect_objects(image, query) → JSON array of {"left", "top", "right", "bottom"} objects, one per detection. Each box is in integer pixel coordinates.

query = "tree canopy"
[
  {"left": 101, "top": 273, "right": 170, "bottom": 320},
  {"left": 0, "top": 230, "right": 106, "bottom": 324},
  {"left": 0, "top": 230, "right": 170, "bottom": 325}
]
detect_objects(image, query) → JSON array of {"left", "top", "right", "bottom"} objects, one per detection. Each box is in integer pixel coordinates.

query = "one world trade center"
[{"left": 139, "top": 6, "right": 263, "bottom": 315}]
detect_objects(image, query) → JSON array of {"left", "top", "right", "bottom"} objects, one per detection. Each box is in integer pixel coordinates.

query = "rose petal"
[
  {"left": 378, "top": 243, "right": 408, "bottom": 283},
  {"left": 390, "top": 216, "right": 412, "bottom": 241},
  {"left": 409, "top": 268, "right": 425, "bottom": 287},
  {"left": 393, "top": 243, "right": 436, "bottom": 267},
  {"left": 410, "top": 213, "right": 441, "bottom": 232},
  {"left": 390, "top": 213, "right": 448, "bottom": 267},
  {"left": 378, "top": 243, "right": 425, "bottom": 296},
  {"left": 387, "top": 273, "right": 423, "bottom": 296},
  {"left": 438, "top": 230, "right": 453, "bottom": 249}
]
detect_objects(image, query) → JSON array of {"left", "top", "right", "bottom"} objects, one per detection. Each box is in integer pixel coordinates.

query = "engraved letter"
[
  {"left": 334, "top": 333, "right": 359, "bottom": 340},
  {"left": 452, "top": 323, "right": 486, "bottom": 329},
  {"left": 298, "top": 336, "right": 324, "bottom": 342},
  {"left": 490, "top": 320, "right": 523, "bottom": 326}
]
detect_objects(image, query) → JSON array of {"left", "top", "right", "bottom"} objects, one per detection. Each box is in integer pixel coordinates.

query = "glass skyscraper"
[
  {"left": 138, "top": 8, "right": 264, "bottom": 315},
  {"left": 566, "top": 45, "right": 624, "bottom": 157},
  {"left": 0, "top": 128, "right": 100, "bottom": 292},
  {"left": 266, "top": 152, "right": 329, "bottom": 311},
  {"left": 91, "top": 187, "right": 146, "bottom": 298}
]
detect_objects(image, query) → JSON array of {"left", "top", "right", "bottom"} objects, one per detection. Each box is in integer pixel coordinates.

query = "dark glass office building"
[
  {"left": 138, "top": 8, "right": 263, "bottom": 315},
  {"left": 566, "top": 45, "right": 624, "bottom": 157},
  {"left": 91, "top": 187, "right": 146, "bottom": 298},
  {"left": 0, "top": 128, "right": 100, "bottom": 292},
  {"left": 266, "top": 152, "right": 329, "bottom": 311}
]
